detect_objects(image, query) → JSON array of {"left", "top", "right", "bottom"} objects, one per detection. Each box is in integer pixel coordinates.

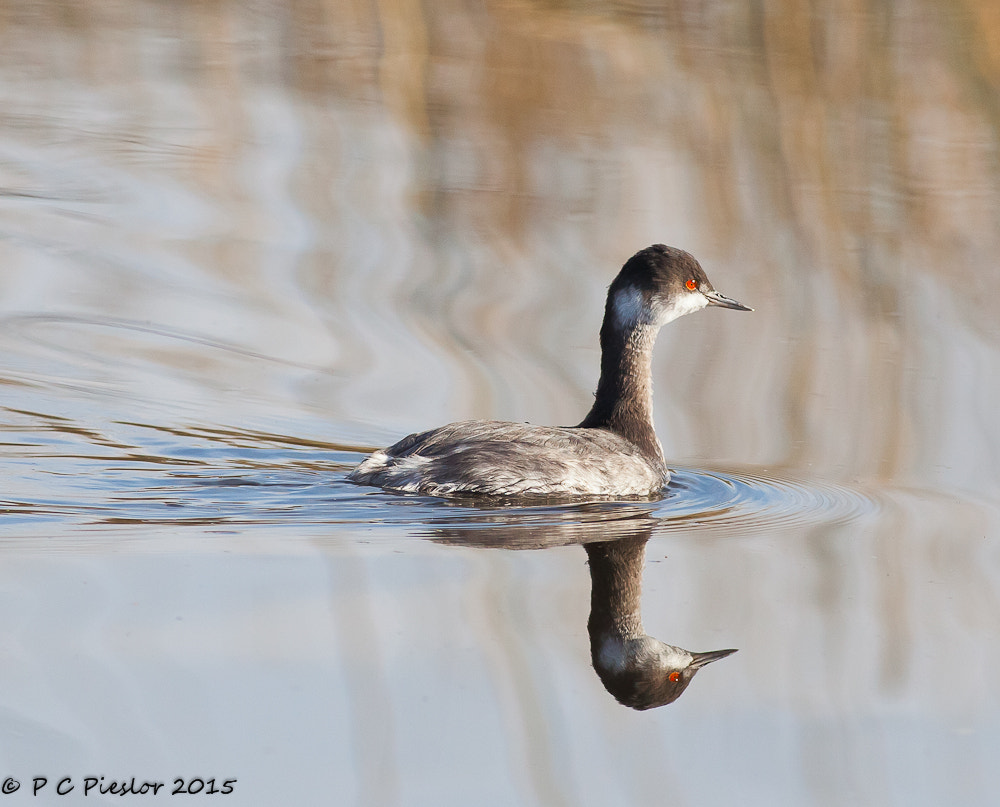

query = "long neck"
[
  {"left": 585, "top": 536, "right": 647, "bottom": 640},
  {"left": 579, "top": 316, "right": 664, "bottom": 465}
]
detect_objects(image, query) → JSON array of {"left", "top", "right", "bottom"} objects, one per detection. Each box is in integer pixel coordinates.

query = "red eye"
[
  {"left": 668, "top": 671, "right": 681, "bottom": 683},
  {"left": 685, "top": 279, "right": 697, "bottom": 291}
]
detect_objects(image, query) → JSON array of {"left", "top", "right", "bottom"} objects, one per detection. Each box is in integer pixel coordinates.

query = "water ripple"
[
  {"left": 653, "top": 465, "right": 878, "bottom": 534},
  {"left": 0, "top": 402, "right": 878, "bottom": 539},
  {"left": 334, "top": 460, "right": 880, "bottom": 544}
]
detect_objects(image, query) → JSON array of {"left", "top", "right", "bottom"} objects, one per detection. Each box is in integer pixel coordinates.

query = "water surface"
[{"left": 2, "top": 2, "right": 1000, "bottom": 805}]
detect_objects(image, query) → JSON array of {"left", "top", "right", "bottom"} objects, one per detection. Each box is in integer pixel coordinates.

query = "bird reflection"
[
  {"left": 430, "top": 507, "right": 736, "bottom": 710},
  {"left": 585, "top": 535, "right": 735, "bottom": 710}
]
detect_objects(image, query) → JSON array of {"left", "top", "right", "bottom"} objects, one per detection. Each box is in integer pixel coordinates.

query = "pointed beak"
[
  {"left": 703, "top": 289, "right": 752, "bottom": 311},
  {"left": 688, "top": 648, "right": 738, "bottom": 669}
]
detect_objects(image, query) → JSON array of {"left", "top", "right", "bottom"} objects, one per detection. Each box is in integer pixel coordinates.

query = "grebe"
[{"left": 348, "top": 244, "right": 751, "bottom": 497}]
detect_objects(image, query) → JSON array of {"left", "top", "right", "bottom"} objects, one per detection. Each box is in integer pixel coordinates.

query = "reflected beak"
[
  {"left": 703, "top": 289, "right": 753, "bottom": 311},
  {"left": 688, "top": 648, "right": 739, "bottom": 669}
]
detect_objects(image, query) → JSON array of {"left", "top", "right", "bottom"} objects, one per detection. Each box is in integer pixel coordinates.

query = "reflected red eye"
[
  {"left": 668, "top": 671, "right": 681, "bottom": 683},
  {"left": 685, "top": 279, "right": 697, "bottom": 291}
]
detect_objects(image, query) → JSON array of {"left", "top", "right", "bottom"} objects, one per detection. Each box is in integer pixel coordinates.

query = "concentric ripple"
[{"left": 652, "top": 465, "right": 879, "bottom": 534}]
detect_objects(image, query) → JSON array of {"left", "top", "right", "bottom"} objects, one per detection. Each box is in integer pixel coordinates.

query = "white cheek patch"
[
  {"left": 658, "top": 645, "right": 693, "bottom": 669},
  {"left": 613, "top": 285, "right": 709, "bottom": 330},
  {"left": 658, "top": 290, "right": 707, "bottom": 325},
  {"left": 611, "top": 285, "right": 647, "bottom": 331}
]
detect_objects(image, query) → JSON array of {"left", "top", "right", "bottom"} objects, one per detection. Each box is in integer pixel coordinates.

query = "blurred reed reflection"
[
  {"left": 3, "top": 0, "right": 1000, "bottom": 493},
  {"left": 434, "top": 513, "right": 737, "bottom": 710}
]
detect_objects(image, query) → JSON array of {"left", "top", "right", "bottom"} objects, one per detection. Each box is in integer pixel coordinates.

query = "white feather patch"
[
  {"left": 612, "top": 284, "right": 709, "bottom": 330},
  {"left": 657, "top": 290, "right": 708, "bottom": 325}
]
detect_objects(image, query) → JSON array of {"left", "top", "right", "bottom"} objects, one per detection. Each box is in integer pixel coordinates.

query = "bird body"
[{"left": 351, "top": 420, "right": 665, "bottom": 497}]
